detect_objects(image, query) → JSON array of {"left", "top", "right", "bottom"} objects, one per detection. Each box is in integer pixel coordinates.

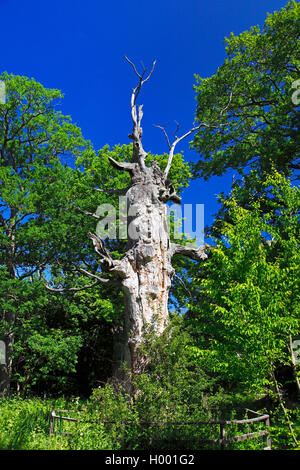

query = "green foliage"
[
  {"left": 270, "top": 405, "right": 300, "bottom": 449},
  {"left": 0, "top": 5, "right": 299, "bottom": 451},
  {"left": 188, "top": 172, "right": 299, "bottom": 399},
  {"left": 0, "top": 319, "right": 298, "bottom": 450},
  {"left": 0, "top": 72, "right": 92, "bottom": 270},
  {"left": 132, "top": 316, "right": 217, "bottom": 419},
  {"left": 0, "top": 73, "right": 125, "bottom": 395},
  {"left": 191, "top": 1, "right": 300, "bottom": 180},
  {"left": 7, "top": 278, "right": 118, "bottom": 395},
  {"left": 0, "top": 395, "right": 298, "bottom": 450},
  {"left": 0, "top": 71, "right": 192, "bottom": 396},
  {"left": 0, "top": 396, "right": 67, "bottom": 450},
  {"left": 80, "top": 317, "right": 224, "bottom": 450}
]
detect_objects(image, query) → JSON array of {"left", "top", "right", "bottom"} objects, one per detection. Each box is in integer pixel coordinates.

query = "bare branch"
[
  {"left": 108, "top": 156, "right": 135, "bottom": 172},
  {"left": 44, "top": 279, "right": 102, "bottom": 293},
  {"left": 77, "top": 207, "right": 101, "bottom": 220},
  {"left": 163, "top": 119, "right": 220, "bottom": 178},
  {"left": 95, "top": 187, "right": 130, "bottom": 195},
  {"left": 220, "top": 90, "right": 234, "bottom": 117},
  {"left": 88, "top": 232, "right": 113, "bottom": 267},
  {"left": 141, "top": 59, "right": 156, "bottom": 86},
  {"left": 125, "top": 55, "right": 156, "bottom": 84},
  {"left": 174, "top": 120, "right": 180, "bottom": 140},
  {"left": 124, "top": 56, "right": 156, "bottom": 170},
  {"left": 171, "top": 243, "right": 209, "bottom": 261},
  {"left": 124, "top": 55, "right": 143, "bottom": 79},
  {"left": 154, "top": 125, "right": 171, "bottom": 150},
  {"left": 125, "top": 55, "right": 156, "bottom": 118},
  {"left": 43, "top": 262, "right": 119, "bottom": 293},
  {"left": 173, "top": 272, "right": 193, "bottom": 298},
  {"left": 160, "top": 90, "right": 233, "bottom": 178},
  {"left": 75, "top": 266, "right": 114, "bottom": 283},
  {"left": 164, "top": 124, "right": 203, "bottom": 177},
  {"left": 88, "top": 232, "right": 128, "bottom": 279}
]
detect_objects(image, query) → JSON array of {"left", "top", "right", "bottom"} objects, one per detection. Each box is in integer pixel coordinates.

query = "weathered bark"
[
  {"left": 0, "top": 310, "right": 15, "bottom": 396},
  {"left": 0, "top": 208, "right": 16, "bottom": 396},
  {"left": 88, "top": 59, "right": 208, "bottom": 390},
  {"left": 270, "top": 364, "right": 299, "bottom": 446},
  {"left": 288, "top": 334, "right": 300, "bottom": 397}
]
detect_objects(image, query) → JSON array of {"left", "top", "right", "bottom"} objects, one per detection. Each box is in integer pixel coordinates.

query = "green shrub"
[{"left": 2, "top": 317, "right": 297, "bottom": 450}]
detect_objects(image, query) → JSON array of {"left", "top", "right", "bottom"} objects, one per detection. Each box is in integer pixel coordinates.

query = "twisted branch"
[{"left": 124, "top": 56, "right": 156, "bottom": 167}]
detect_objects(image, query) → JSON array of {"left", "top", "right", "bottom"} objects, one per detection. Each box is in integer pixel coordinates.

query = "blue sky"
[{"left": 0, "top": 0, "right": 288, "bottom": 233}]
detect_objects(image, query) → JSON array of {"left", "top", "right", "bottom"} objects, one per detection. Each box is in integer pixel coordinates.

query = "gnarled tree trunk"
[{"left": 88, "top": 58, "right": 208, "bottom": 390}]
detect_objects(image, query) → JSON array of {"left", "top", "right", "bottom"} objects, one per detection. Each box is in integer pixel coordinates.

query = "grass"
[
  {"left": 0, "top": 394, "right": 298, "bottom": 450},
  {"left": 0, "top": 396, "right": 82, "bottom": 450}
]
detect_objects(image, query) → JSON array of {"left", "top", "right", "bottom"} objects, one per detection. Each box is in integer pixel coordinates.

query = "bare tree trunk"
[
  {"left": 116, "top": 163, "right": 175, "bottom": 385},
  {"left": 288, "top": 334, "right": 300, "bottom": 397},
  {"left": 270, "top": 366, "right": 299, "bottom": 446},
  {"left": 0, "top": 213, "right": 16, "bottom": 396},
  {"left": 0, "top": 309, "right": 15, "bottom": 396},
  {"left": 88, "top": 58, "right": 208, "bottom": 392}
]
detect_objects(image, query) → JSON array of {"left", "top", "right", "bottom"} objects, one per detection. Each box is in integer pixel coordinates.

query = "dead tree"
[
  {"left": 44, "top": 58, "right": 214, "bottom": 390},
  {"left": 85, "top": 58, "right": 210, "bottom": 388}
]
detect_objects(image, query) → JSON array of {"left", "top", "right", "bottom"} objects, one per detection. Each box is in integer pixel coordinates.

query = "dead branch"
[
  {"left": 163, "top": 124, "right": 208, "bottom": 178},
  {"left": 125, "top": 55, "right": 156, "bottom": 112},
  {"left": 171, "top": 243, "right": 209, "bottom": 261},
  {"left": 157, "top": 89, "right": 233, "bottom": 178},
  {"left": 108, "top": 156, "right": 135, "bottom": 172},
  {"left": 43, "top": 258, "right": 115, "bottom": 292},
  {"left": 173, "top": 272, "right": 193, "bottom": 297},
  {"left": 124, "top": 56, "right": 156, "bottom": 168},
  {"left": 124, "top": 56, "right": 156, "bottom": 97},
  {"left": 44, "top": 279, "right": 102, "bottom": 293},
  {"left": 95, "top": 187, "right": 130, "bottom": 195},
  {"left": 153, "top": 125, "right": 171, "bottom": 150},
  {"left": 220, "top": 90, "right": 234, "bottom": 117},
  {"left": 88, "top": 232, "right": 128, "bottom": 279},
  {"left": 77, "top": 208, "right": 101, "bottom": 220},
  {"left": 88, "top": 232, "right": 114, "bottom": 268},
  {"left": 174, "top": 120, "right": 180, "bottom": 139}
]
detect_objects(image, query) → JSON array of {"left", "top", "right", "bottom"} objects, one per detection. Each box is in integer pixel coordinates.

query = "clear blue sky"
[{"left": 0, "top": 0, "right": 288, "bottom": 232}]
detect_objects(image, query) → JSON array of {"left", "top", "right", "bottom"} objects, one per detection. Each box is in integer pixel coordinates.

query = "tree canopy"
[{"left": 191, "top": 1, "right": 300, "bottom": 180}]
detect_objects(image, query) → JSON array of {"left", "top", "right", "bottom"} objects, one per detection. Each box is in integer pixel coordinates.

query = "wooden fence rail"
[{"left": 49, "top": 408, "right": 271, "bottom": 450}]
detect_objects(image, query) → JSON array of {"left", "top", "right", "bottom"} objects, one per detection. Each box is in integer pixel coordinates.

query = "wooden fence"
[{"left": 49, "top": 408, "right": 271, "bottom": 450}]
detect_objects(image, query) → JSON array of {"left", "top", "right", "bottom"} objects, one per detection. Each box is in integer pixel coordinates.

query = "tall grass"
[
  {"left": 0, "top": 394, "right": 298, "bottom": 450},
  {"left": 0, "top": 396, "right": 82, "bottom": 450}
]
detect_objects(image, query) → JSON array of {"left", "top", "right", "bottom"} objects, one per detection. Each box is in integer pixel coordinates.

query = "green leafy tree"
[
  {"left": 187, "top": 172, "right": 299, "bottom": 445},
  {"left": 191, "top": 1, "right": 299, "bottom": 180},
  {"left": 6, "top": 276, "right": 121, "bottom": 396},
  {"left": 0, "top": 72, "right": 92, "bottom": 394},
  {"left": 0, "top": 71, "right": 194, "bottom": 396}
]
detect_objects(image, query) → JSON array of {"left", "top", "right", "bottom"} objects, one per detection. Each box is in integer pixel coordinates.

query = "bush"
[
  {"left": 0, "top": 396, "right": 84, "bottom": 450},
  {"left": 2, "top": 317, "right": 296, "bottom": 450},
  {"left": 81, "top": 316, "right": 221, "bottom": 449}
]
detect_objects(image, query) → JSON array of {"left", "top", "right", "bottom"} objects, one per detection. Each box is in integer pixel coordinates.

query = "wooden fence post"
[
  {"left": 49, "top": 410, "right": 55, "bottom": 436},
  {"left": 265, "top": 415, "right": 271, "bottom": 450},
  {"left": 220, "top": 422, "right": 226, "bottom": 450}
]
